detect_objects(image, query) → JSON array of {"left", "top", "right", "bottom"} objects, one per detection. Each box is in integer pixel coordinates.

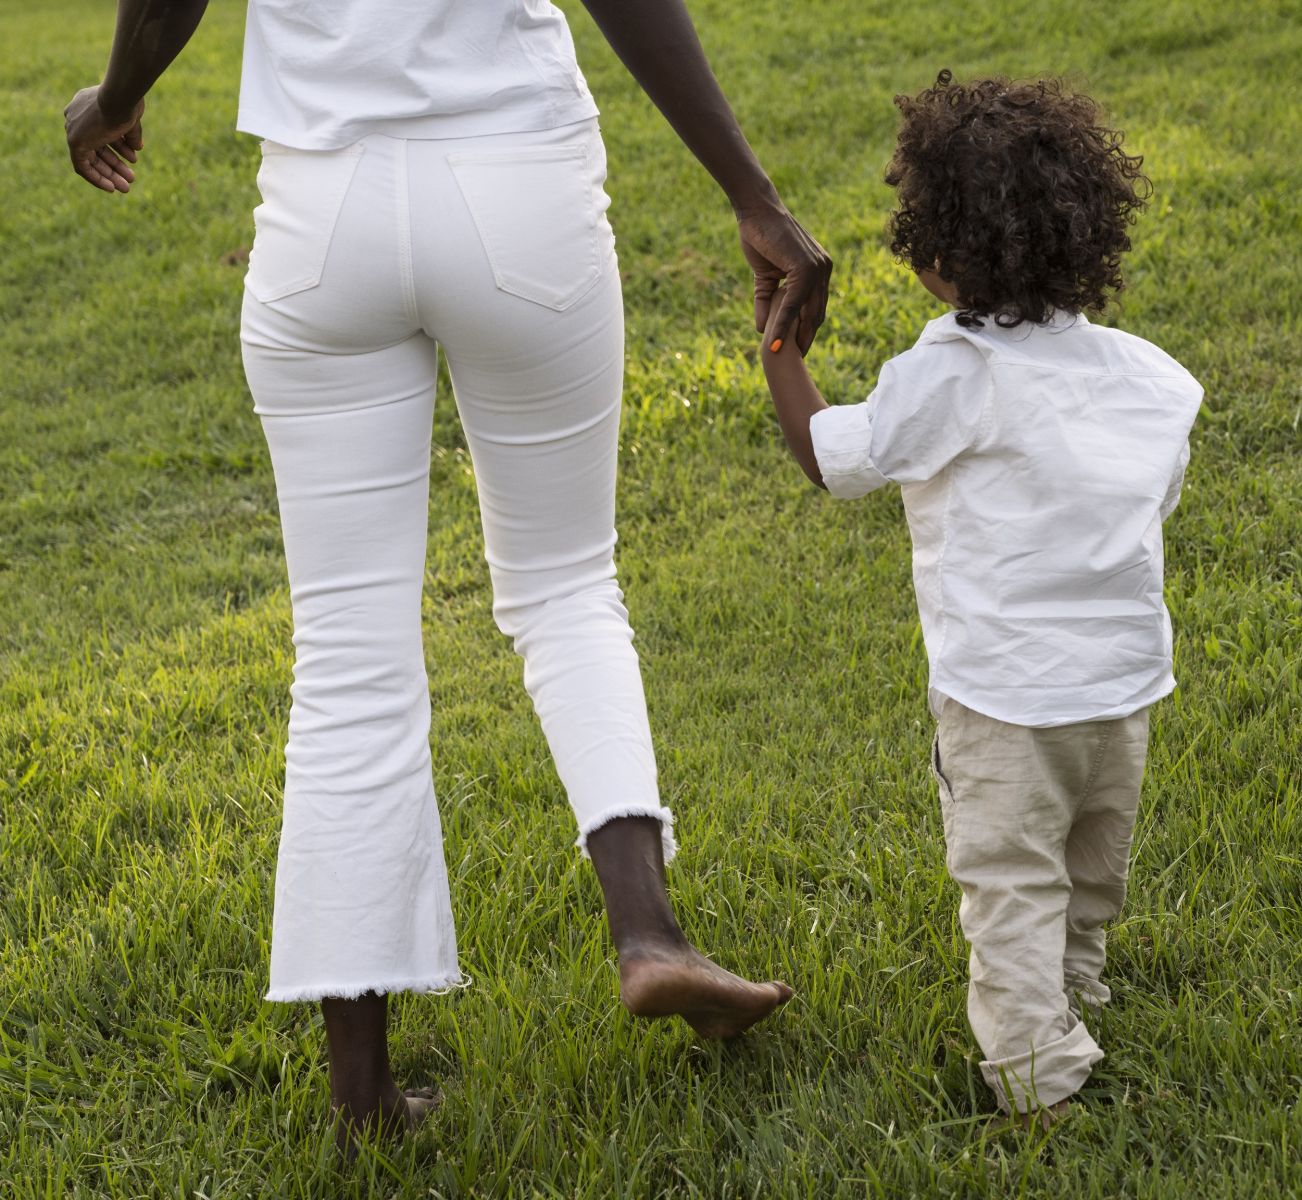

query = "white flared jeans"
[{"left": 240, "top": 119, "right": 674, "bottom": 1003}]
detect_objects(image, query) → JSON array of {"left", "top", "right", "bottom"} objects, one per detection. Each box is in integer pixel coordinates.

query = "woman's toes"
[{"left": 401, "top": 1087, "right": 442, "bottom": 1131}]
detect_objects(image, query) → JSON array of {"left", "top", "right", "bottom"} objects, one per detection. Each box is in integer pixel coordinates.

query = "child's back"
[
  {"left": 822, "top": 311, "right": 1202, "bottom": 726},
  {"left": 760, "top": 69, "right": 1202, "bottom": 1124}
]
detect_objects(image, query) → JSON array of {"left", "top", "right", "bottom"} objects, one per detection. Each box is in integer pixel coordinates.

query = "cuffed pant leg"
[{"left": 980, "top": 1015, "right": 1103, "bottom": 1113}]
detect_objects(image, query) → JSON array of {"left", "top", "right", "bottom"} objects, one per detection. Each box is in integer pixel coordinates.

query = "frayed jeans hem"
[
  {"left": 264, "top": 971, "right": 469, "bottom": 1004},
  {"left": 575, "top": 805, "right": 677, "bottom": 865}
]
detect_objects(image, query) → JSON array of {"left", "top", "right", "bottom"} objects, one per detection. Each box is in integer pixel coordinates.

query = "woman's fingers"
[
  {"left": 74, "top": 153, "right": 132, "bottom": 194},
  {"left": 95, "top": 145, "right": 135, "bottom": 189},
  {"left": 806, "top": 261, "right": 830, "bottom": 352},
  {"left": 785, "top": 268, "right": 828, "bottom": 355},
  {"left": 752, "top": 272, "right": 780, "bottom": 333},
  {"left": 70, "top": 146, "right": 120, "bottom": 192},
  {"left": 786, "top": 226, "right": 832, "bottom": 355},
  {"left": 78, "top": 159, "right": 119, "bottom": 192},
  {"left": 769, "top": 290, "right": 804, "bottom": 353},
  {"left": 767, "top": 263, "right": 826, "bottom": 354},
  {"left": 738, "top": 208, "right": 832, "bottom": 353}
]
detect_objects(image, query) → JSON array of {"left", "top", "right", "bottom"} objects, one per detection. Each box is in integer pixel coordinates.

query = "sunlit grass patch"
[{"left": 2, "top": 0, "right": 1299, "bottom": 1196}]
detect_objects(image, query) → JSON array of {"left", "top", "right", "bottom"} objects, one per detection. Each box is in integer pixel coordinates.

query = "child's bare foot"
[
  {"left": 618, "top": 941, "right": 793, "bottom": 1039},
  {"left": 1016, "top": 1098, "right": 1071, "bottom": 1132}
]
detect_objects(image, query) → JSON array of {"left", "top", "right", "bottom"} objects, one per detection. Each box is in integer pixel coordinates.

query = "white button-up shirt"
[{"left": 810, "top": 311, "right": 1202, "bottom": 727}]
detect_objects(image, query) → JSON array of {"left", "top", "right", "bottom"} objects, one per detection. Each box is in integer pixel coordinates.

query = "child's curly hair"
[{"left": 886, "top": 70, "right": 1152, "bottom": 327}]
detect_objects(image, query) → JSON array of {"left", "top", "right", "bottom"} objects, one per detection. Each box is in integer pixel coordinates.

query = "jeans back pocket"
[
  {"left": 246, "top": 142, "right": 365, "bottom": 304},
  {"left": 448, "top": 143, "right": 605, "bottom": 312}
]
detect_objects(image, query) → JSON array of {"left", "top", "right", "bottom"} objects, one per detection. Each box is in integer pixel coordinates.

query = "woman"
[{"left": 65, "top": 0, "right": 831, "bottom": 1147}]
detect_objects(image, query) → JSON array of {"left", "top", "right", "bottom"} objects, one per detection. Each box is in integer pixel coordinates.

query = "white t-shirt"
[
  {"left": 237, "top": 0, "right": 600, "bottom": 150},
  {"left": 809, "top": 310, "right": 1203, "bottom": 728}
]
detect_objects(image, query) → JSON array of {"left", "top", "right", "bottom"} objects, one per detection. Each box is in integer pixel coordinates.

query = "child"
[{"left": 762, "top": 71, "right": 1202, "bottom": 1123}]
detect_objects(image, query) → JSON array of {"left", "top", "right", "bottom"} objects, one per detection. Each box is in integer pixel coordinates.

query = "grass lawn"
[{"left": 2, "top": 0, "right": 1299, "bottom": 1195}]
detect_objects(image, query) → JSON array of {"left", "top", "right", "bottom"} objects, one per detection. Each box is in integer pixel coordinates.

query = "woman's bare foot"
[
  {"left": 618, "top": 941, "right": 793, "bottom": 1039},
  {"left": 321, "top": 992, "right": 443, "bottom": 1157},
  {"left": 331, "top": 1083, "right": 441, "bottom": 1156},
  {"left": 401, "top": 1085, "right": 441, "bottom": 1128},
  {"left": 586, "top": 816, "right": 794, "bottom": 1036}
]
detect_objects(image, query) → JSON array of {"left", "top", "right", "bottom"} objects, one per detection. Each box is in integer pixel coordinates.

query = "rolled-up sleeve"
[
  {"left": 809, "top": 337, "right": 990, "bottom": 499},
  {"left": 810, "top": 403, "right": 889, "bottom": 498}
]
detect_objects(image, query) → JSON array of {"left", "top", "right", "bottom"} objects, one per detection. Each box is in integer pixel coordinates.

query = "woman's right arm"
[
  {"left": 64, "top": 0, "right": 210, "bottom": 193},
  {"left": 579, "top": 0, "right": 832, "bottom": 353}
]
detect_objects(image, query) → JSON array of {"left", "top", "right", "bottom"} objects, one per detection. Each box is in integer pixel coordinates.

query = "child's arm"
[
  {"left": 761, "top": 302, "right": 828, "bottom": 488},
  {"left": 761, "top": 298, "right": 991, "bottom": 499}
]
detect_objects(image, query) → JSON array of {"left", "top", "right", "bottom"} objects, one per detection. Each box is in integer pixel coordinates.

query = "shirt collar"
[{"left": 919, "top": 309, "right": 1090, "bottom": 343}]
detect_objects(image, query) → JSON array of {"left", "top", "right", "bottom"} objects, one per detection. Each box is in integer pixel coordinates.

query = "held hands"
[
  {"left": 760, "top": 283, "right": 809, "bottom": 374},
  {"left": 737, "top": 205, "right": 831, "bottom": 356},
  {"left": 760, "top": 284, "right": 788, "bottom": 356},
  {"left": 64, "top": 85, "right": 144, "bottom": 193}
]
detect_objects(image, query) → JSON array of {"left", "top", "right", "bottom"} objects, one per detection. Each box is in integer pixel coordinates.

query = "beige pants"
[{"left": 932, "top": 699, "right": 1150, "bottom": 1112}]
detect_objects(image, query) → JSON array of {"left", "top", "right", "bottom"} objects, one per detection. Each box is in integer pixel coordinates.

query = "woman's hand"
[
  {"left": 65, "top": 85, "right": 143, "bottom": 193},
  {"left": 739, "top": 205, "right": 831, "bottom": 356},
  {"left": 62, "top": 0, "right": 209, "bottom": 194}
]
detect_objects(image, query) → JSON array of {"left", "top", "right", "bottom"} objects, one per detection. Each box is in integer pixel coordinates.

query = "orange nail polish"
[{"left": 770, "top": 338, "right": 783, "bottom": 352}]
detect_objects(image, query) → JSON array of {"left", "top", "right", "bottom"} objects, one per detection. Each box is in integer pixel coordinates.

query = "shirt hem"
[
  {"left": 236, "top": 98, "right": 600, "bottom": 152},
  {"left": 929, "top": 677, "right": 1173, "bottom": 728}
]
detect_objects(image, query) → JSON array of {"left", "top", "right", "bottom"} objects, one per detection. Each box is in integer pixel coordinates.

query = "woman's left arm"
[
  {"left": 64, "top": 0, "right": 210, "bottom": 193},
  {"left": 579, "top": 0, "right": 832, "bottom": 354}
]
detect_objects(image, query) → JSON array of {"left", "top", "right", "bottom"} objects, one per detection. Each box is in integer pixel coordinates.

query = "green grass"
[{"left": 2, "top": 0, "right": 1299, "bottom": 1195}]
